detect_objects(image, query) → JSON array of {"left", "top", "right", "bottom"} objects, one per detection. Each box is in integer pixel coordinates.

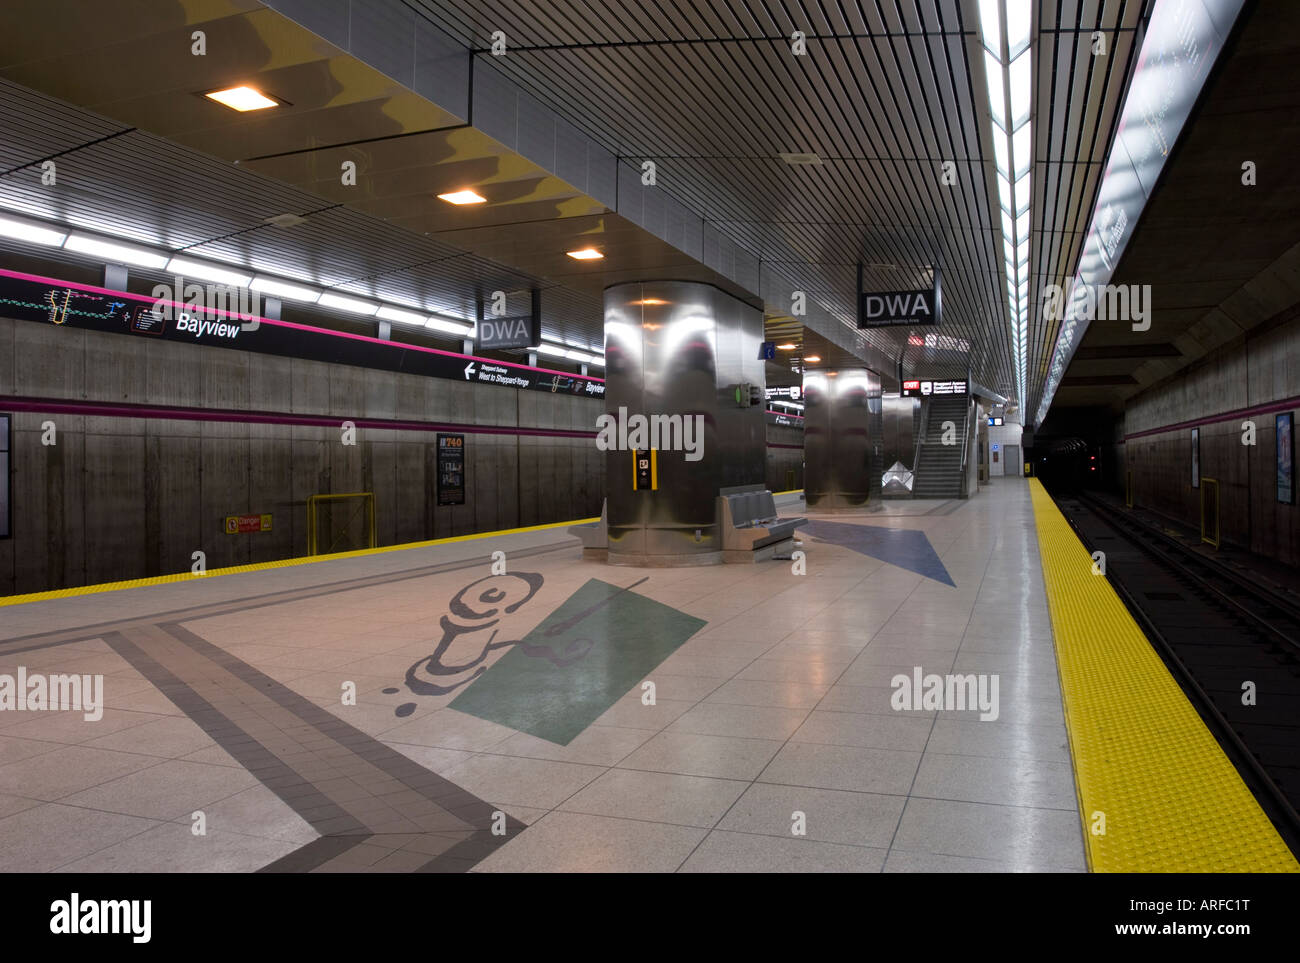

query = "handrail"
[
  {"left": 958, "top": 396, "right": 971, "bottom": 496},
  {"left": 912, "top": 397, "right": 927, "bottom": 478}
]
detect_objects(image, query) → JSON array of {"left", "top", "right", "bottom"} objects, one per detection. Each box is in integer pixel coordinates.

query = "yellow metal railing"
[
  {"left": 306, "top": 492, "right": 376, "bottom": 556},
  {"left": 1200, "top": 478, "right": 1220, "bottom": 549}
]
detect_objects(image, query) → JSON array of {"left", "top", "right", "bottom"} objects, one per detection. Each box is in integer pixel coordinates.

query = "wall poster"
[{"left": 1277, "top": 413, "right": 1294, "bottom": 504}]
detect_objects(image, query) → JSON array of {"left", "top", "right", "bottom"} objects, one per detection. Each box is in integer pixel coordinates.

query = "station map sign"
[{"left": 0, "top": 269, "right": 605, "bottom": 401}]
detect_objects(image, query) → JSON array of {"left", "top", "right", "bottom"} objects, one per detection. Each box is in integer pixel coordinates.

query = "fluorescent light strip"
[
  {"left": 318, "top": 292, "right": 379, "bottom": 316},
  {"left": 165, "top": 257, "right": 252, "bottom": 287},
  {"left": 250, "top": 276, "right": 320, "bottom": 302},
  {"left": 63, "top": 233, "right": 169, "bottom": 269},
  {"left": 0, "top": 213, "right": 66, "bottom": 246},
  {"left": 375, "top": 305, "right": 428, "bottom": 327},
  {"left": 426, "top": 318, "right": 475, "bottom": 336}
]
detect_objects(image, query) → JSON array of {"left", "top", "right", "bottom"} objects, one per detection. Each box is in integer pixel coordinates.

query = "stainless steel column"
[
  {"left": 603, "top": 280, "right": 764, "bottom": 565},
  {"left": 803, "top": 368, "right": 883, "bottom": 511}
]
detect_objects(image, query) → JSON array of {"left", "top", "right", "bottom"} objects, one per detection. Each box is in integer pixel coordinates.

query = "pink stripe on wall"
[
  {"left": 1124, "top": 394, "right": 1300, "bottom": 441},
  {"left": 0, "top": 395, "right": 598, "bottom": 439}
]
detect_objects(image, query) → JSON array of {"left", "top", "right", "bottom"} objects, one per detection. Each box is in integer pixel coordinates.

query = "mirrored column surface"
[
  {"left": 803, "top": 367, "right": 884, "bottom": 511},
  {"left": 603, "top": 280, "right": 764, "bottom": 565}
]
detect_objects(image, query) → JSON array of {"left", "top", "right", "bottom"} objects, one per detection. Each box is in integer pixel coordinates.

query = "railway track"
[{"left": 1051, "top": 488, "right": 1300, "bottom": 855}]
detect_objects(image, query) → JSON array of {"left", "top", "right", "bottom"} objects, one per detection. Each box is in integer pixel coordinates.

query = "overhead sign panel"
[
  {"left": 0, "top": 269, "right": 605, "bottom": 400},
  {"left": 476, "top": 315, "right": 539, "bottom": 351},
  {"left": 901, "top": 379, "right": 967, "bottom": 398},
  {"left": 476, "top": 289, "right": 541, "bottom": 351},
  {"left": 857, "top": 267, "right": 941, "bottom": 329}
]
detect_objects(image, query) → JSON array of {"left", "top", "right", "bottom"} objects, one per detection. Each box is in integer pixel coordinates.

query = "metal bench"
[{"left": 718, "top": 485, "right": 807, "bottom": 560}]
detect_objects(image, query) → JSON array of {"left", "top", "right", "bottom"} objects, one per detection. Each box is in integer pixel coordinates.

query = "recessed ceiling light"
[
  {"left": 205, "top": 86, "right": 279, "bottom": 112},
  {"left": 804, "top": 355, "right": 822, "bottom": 363},
  {"left": 776, "top": 343, "right": 797, "bottom": 350},
  {"left": 566, "top": 248, "right": 603, "bottom": 260},
  {"left": 437, "top": 190, "right": 487, "bottom": 205}
]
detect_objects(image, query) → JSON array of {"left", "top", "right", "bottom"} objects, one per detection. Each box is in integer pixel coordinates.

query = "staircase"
[{"left": 912, "top": 396, "right": 969, "bottom": 499}]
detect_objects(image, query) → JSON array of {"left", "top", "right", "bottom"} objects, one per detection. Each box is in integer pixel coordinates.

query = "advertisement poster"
[
  {"left": 0, "top": 413, "right": 9, "bottom": 539},
  {"left": 1277, "top": 413, "right": 1294, "bottom": 504},
  {"left": 437, "top": 434, "right": 466, "bottom": 506},
  {"left": 1191, "top": 427, "right": 1200, "bottom": 489}
]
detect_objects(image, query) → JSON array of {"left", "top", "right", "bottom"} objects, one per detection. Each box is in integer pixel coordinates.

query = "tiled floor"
[{"left": 0, "top": 478, "right": 1086, "bottom": 872}]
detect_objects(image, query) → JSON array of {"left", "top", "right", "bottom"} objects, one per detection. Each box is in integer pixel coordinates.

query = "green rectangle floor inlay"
[{"left": 448, "top": 578, "right": 706, "bottom": 744}]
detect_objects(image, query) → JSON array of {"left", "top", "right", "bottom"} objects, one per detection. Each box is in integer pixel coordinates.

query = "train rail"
[{"left": 1051, "top": 488, "right": 1300, "bottom": 855}]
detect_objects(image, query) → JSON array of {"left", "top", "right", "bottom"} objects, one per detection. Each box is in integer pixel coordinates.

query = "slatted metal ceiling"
[
  {"left": 0, "top": 1, "right": 1153, "bottom": 403},
  {"left": 410, "top": 0, "right": 1150, "bottom": 411}
]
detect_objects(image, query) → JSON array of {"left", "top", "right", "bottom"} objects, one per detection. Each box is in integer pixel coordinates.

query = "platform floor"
[{"left": 0, "top": 478, "right": 1086, "bottom": 873}]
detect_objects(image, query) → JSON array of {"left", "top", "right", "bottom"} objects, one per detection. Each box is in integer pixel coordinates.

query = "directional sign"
[
  {"left": 858, "top": 267, "right": 942, "bottom": 329},
  {"left": 477, "top": 290, "right": 541, "bottom": 351}
]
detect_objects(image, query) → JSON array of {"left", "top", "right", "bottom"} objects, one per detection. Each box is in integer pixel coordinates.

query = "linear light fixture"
[
  {"left": 0, "top": 213, "right": 66, "bottom": 246},
  {"left": 317, "top": 292, "right": 379, "bottom": 316},
  {"left": 205, "top": 85, "right": 279, "bottom": 112},
  {"left": 250, "top": 275, "right": 320, "bottom": 303},
  {"left": 979, "top": 0, "right": 1033, "bottom": 406},
  {"left": 426, "top": 317, "right": 475, "bottom": 337},
  {"left": 375, "top": 305, "right": 428, "bottom": 326},
  {"left": 63, "top": 233, "right": 169, "bottom": 269},
  {"left": 164, "top": 257, "right": 253, "bottom": 287},
  {"left": 566, "top": 247, "right": 603, "bottom": 260}
]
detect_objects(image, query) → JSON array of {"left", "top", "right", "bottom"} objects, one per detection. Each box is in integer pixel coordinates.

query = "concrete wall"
[
  {"left": 1122, "top": 313, "right": 1300, "bottom": 564},
  {"left": 0, "top": 316, "right": 604, "bottom": 594}
]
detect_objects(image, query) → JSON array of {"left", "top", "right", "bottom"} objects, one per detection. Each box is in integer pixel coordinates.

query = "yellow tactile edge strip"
[
  {"left": 0, "top": 516, "right": 598, "bottom": 609},
  {"left": 1029, "top": 479, "right": 1298, "bottom": 873}
]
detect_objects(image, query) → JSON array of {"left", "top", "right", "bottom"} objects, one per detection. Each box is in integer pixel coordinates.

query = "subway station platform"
[{"left": 0, "top": 479, "right": 1092, "bottom": 873}]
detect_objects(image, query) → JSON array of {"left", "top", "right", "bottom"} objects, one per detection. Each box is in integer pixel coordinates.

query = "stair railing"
[{"left": 958, "top": 396, "right": 972, "bottom": 497}]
